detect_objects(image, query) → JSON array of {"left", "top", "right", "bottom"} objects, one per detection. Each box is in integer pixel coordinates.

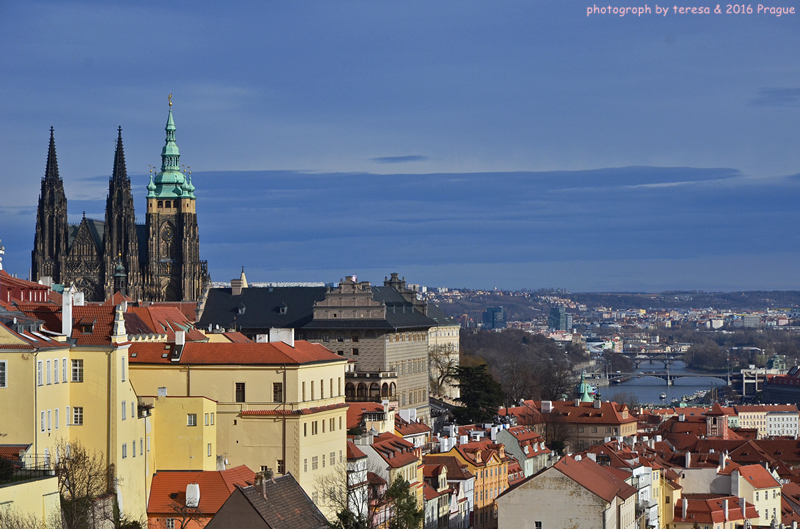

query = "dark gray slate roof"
[
  {"left": 426, "top": 302, "right": 457, "bottom": 327},
  {"left": 68, "top": 219, "right": 105, "bottom": 251},
  {"left": 198, "top": 286, "right": 328, "bottom": 331},
  {"left": 198, "top": 285, "right": 438, "bottom": 332}
]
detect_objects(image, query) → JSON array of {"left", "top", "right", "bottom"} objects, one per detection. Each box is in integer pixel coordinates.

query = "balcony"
[{"left": 345, "top": 371, "right": 398, "bottom": 403}]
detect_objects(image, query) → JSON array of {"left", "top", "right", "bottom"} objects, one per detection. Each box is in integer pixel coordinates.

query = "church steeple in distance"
[
  {"left": 32, "top": 127, "right": 69, "bottom": 283},
  {"left": 145, "top": 95, "right": 206, "bottom": 301},
  {"left": 104, "top": 126, "right": 141, "bottom": 300}
]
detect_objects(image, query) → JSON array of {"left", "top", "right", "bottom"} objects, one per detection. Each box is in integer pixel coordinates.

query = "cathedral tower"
[
  {"left": 144, "top": 99, "right": 206, "bottom": 301},
  {"left": 103, "top": 127, "right": 142, "bottom": 300},
  {"left": 32, "top": 128, "right": 70, "bottom": 284}
]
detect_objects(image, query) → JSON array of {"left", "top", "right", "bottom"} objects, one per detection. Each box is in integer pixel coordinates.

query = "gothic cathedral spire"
[
  {"left": 104, "top": 126, "right": 142, "bottom": 300},
  {"left": 32, "top": 127, "right": 69, "bottom": 284}
]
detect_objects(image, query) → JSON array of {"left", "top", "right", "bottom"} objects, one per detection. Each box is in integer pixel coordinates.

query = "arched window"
[
  {"left": 381, "top": 383, "right": 389, "bottom": 397},
  {"left": 357, "top": 383, "right": 368, "bottom": 398},
  {"left": 351, "top": 332, "right": 359, "bottom": 343},
  {"left": 389, "top": 383, "right": 396, "bottom": 397},
  {"left": 345, "top": 383, "right": 355, "bottom": 399},
  {"left": 369, "top": 383, "right": 380, "bottom": 399}
]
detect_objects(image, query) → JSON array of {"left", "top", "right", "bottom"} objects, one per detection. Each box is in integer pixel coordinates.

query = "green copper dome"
[{"left": 149, "top": 103, "right": 192, "bottom": 200}]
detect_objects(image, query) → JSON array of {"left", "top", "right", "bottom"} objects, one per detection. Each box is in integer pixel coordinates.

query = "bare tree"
[
  {"left": 0, "top": 508, "right": 41, "bottom": 529},
  {"left": 53, "top": 439, "right": 111, "bottom": 529},
  {"left": 429, "top": 343, "right": 458, "bottom": 397},
  {"left": 167, "top": 499, "right": 207, "bottom": 529},
  {"left": 538, "top": 362, "right": 573, "bottom": 401}
]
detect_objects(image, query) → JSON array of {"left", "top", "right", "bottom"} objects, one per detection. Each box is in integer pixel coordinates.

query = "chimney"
[
  {"left": 719, "top": 451, "right": 726, "bottom": 470},
  {"left": 269, "top": 328, "right": 295, "bottom": 348},
  {"left": 176, "top": 330, "right": 185, "bottom": 346},
  {"left": 682, "top": 498, "right": 688, "bottom": 520},
  {"left": 685, "top": 451, "right": 691, "bottom": 468},
  {"left": 491, "top": 426, "right": 498, "bottom": 441},
  {"left": 724, "top": 499, "right": 728, "bottom": 521},
  {"left": 542, "top": 401, "right": 553, "bottom": 413},
  {"left": 62, "top": 284, "right": 74, "bottom": 336},
  {"left": 460, "top": 435, "right": 468, "bottom": 445},
  {"left": 739, "top": 497, "right": 746, "bottom": 516},
  {"left": 593, "top": 399, "right": 601, "bottom": 409},
  {"left": 157, "top": 387, "right": 168, "bottom": 397},
  {"left": 679, "top": 413, "right": 686, "bottom": 422},
  {"left": 574, "top": 455, "right": 582, "bottom": 462},
  {"left": 792, "top": 520, "right": 797, "bottom": 529},
  {"left": 186, "top": 483, "right": 200, "bottom": 508}
]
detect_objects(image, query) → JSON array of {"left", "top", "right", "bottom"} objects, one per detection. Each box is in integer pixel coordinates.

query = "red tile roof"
[
  {"left": 673, "top": 494, "right": 758, "bottom": 524},
  {"left": 423, "top": 483, "right": 440, "bottom": 501},
  {"left": 737, "top": 463, "right": 781, "bottom": 489},
  {"left": 129, "top": 340, "right": 344, "bottom": 366},
  {"left": 553, "top": 455, "right": 637, "bottom": 502},
  {"left": 395, "top": 415, "right": 431, "bottom": 437},
  {"left": 147, "top": 466, "right": 256, "bottom": 515},
  {"left": 347, "top": 441, "right": 367, "bottom": 460},
  {"left": 372, "top": 433, "right": 421, "bottom": 469},
  {"left": 0, "top": 444, "right": 30, "bottom": 460},
  {"left": 347, "top": 402, "right": 386, "bottom": 430},
  {"left": 422, "top": 455, "right": 474, "bottom": 480}
]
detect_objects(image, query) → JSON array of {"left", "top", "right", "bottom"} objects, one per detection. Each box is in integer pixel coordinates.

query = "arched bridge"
[{"left": 606, "top": 372, "right": 730, "bottom": 386}]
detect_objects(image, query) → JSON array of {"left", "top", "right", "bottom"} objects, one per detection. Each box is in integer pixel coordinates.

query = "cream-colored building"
[
  {"left": 426, "top": 304, "right": 460, "bottom": 400},
  {"left": 496, "top": 455, "right": 637, "bottom": 529},
  {"left": 128, "top": 335, "right": 349, "bottom": 516},
  {"left": 731, "top": 464, "right": 782, "bottom": 526}
]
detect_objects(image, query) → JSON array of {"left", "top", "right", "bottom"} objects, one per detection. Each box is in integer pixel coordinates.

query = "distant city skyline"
[{"left": 1, "top": 1, "right": 798, "bottom": 292}]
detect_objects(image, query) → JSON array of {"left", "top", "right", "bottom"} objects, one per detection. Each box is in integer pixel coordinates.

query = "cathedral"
[{"left": 31, "top": 102, "right": 208, "bottom": 302}]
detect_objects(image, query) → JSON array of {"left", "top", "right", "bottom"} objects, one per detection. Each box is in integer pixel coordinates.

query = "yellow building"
[
  {"left": 0, "top": 306, "right": 150, "bottom": 521},
  {"left": 128, "top": 335, "right": 349, "bottom": 517},
  {"left": 428, "top": 440, "right": 509, "bottom": 529},
  {"left": 731, "top": 464, "right": 782, "bottom": 526},
  {"left": 139, "top": 394, "right": 218, "bottom": 472}
]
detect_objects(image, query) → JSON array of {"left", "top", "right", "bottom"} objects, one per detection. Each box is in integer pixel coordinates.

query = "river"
[{"left": 595, "top": 361, "right": 728, "bottom": 405}]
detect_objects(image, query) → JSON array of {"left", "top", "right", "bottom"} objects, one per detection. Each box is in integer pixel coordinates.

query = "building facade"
[{"left": 32, "top": 102, "right": 207, "bottom": 302}]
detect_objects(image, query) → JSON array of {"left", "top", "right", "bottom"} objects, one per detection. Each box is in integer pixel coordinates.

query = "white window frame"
[
  {"left": 73, "top": 407, "right": 83, "bottom": 426},
  {"left": 47, "top": 409, "right": 51, "bottom": 431},
  {"left": 55, "top": 408, "right": 59, "bottom": 430},
  {"left": 121, "top": 357, "right": 126, "bottom": 382},
  {"left": 62, "top": 358, "right": 67, "bottom": 383},
  {"left": 53, "top": 359, "right": 59, "bottom": 384},
  {"left": 37, "top": 360, "right": 43, "bottom": 386},
  {"left": 166, "top": 519, "right": 175, "bottom": 529},
  {"left": 121, "top": 443, "right": 127, "bottom": 459},
  {"left": 132, "top": 439, "right": 136, "bottom": 457},
  {"left": 72, "top": 359, "right": 83, "bottom": 382},
  {"left": 41, "top": 411, "right": 45, "bottom": 432},
  {"left": 207, "top": 443, "right": 212, "bottom": 457},
  {"left": 66, "top": 406, "right": 70, "bottom": 427},
  {"left": 46, "top": 360, "right": 51, "bottom": 384},
  {"left": 187, "top": 413, "right": 197, "bottom": 426},
  {"left": 121, "top": 401, "right": 126, "bottom": 420}
]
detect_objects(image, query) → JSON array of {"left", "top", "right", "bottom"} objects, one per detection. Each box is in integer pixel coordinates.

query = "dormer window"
[{"left": 279, "top": 304, "right": 288, "bottom": 315}]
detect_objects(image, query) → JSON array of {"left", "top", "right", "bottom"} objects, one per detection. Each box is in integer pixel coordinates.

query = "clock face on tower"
[{"left": 161, "top": 224, "right": 174, "bottom": 242}]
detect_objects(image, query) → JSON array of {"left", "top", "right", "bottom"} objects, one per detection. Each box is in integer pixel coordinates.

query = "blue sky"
[{"left": 1, "top": 1, "right": 798, "bottom": 291}]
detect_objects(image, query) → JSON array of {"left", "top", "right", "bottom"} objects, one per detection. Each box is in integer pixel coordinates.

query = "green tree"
[
  {"left": 454, "top": 364, "right": 504, "bottom": 424},
  {"left": 386, "top": 477, "right": 423, "bottom": 529}
]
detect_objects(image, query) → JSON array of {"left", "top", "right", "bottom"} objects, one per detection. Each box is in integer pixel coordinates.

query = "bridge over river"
[{"left": 605, "top": 371, "right": 730, "bottom": 386}]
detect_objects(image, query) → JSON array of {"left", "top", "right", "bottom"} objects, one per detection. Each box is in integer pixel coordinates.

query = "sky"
[{"left": 0, "top": 1, "right": 798, "bottom": 292}]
